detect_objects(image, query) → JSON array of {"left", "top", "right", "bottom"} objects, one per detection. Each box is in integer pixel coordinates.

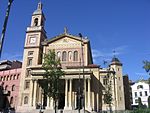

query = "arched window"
[
  {"left": 24, "top": 96, "right": 28, "bottom": 104},
  {"left": 3, "top": 76, "right": 6, "bottom": 81},
  {"left": 68, "top": 51, "right": 72, "bottom": 61},
  {"left": 5, "top": 85, "right": 8, "bottom": 90},
  {"left": 10, "top": 75, "right": 13, "bottom": 80},
  {"left": 62, "top": 51, "right": 67, "bottom": 61},
  {"left": 13, "top": 75, "right": 16, "bottom": 80},
  {"left": 17, "top": 74, "right": 19, "bottom": 79},
  {"left": 57, "top": 51, "right": 61, "bottom": 60},
  {"left": 6, "top": 76, "right": 9, "bottom": 81},
  {"left": 10, "top": 97, "right": 13, "bottom": 104},
  {"left": 73, "top": 51, "right": 78, "bottom": 61},
  {"left": 103, "top": 76, "right": 108, "bottom": 85},
  {"left": 34, "top": 18, "right": 38, "bottom": 26},
  {"left": 12, "top": 85, "right": 15, "bottom": 91}
]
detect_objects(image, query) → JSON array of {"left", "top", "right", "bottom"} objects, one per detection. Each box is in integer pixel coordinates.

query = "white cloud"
[
  {"left": 92, "top": 45, "right": 128, "bottom": 65},
  {"left": 135, "top": 72, "right": 149, "bottom": 76},
  {"left": 1, "top": 52, "right": 23, "bottom": 61},
  {"left": 112, "top": 45, "right": 128, "bottom": 56},
  {"left": 134, "top": 72, "right": 149, "bottom": 80}
]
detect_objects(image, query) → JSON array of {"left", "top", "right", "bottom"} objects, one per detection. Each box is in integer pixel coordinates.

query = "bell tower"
[
  {"left": 110, "top": 57, "right": 125, "bottom": 110},
  {"left": 18, "top": 2, "right": 47, "bottom": 110},
  {"left": 25, "top": 2, "right": 46, "bottom": 49}
]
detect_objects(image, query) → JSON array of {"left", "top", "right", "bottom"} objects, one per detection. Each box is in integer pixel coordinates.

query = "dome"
[
  {"left": 111, "top": 57, "right": 120, "bottom": 63},
  {"left": 110, "top": 57, "right": 122, "bottom": 66}
]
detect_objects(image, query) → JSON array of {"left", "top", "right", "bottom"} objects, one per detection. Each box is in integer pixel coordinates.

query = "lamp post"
[
  {"left": 0, "top": 0, "right": 14, "bottom": 58},
  {"left": 79, "top": 33, "right": 85, "bottom": 113}
]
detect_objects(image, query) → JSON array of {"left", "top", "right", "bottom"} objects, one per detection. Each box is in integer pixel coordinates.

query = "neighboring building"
[
  {"left": 123, "top": 75, "right": 132, "bottom": 110},
  {"left": 0, "top": 60, "right": 22, "bottom": 110},
  {"left": 129, "top": 80, "right": 135, "bottom": 107},
  {"left": 17, "top": 2, "right": 125, "bottom": 113},
  {"left": 131, "top": 80, "right": 150, "bottom": 108}
]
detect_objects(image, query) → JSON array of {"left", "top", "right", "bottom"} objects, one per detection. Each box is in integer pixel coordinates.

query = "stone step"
[{"left": 16, "top": 109, "right": 91, "bottom": 113}]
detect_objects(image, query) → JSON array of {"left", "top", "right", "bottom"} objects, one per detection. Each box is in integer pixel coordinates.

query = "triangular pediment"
[{"left": 42, "top": 33, "right": 89, "bottom": 46}]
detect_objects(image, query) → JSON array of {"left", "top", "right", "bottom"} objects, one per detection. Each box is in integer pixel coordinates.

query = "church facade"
[{"left": 17, "top": 2, "right": 125, "bottom": 113}]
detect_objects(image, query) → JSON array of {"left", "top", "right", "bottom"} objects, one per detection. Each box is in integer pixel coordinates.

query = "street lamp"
[
  {"left": 0, "top": 0, "right": 14, "bottom": 58},
  {"left": 79, "top": 33, "right": 85, "bottom": 113}
]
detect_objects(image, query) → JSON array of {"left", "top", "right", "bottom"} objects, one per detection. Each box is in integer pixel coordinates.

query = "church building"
[{"left": 17, "top": 2, "right": 125, "bottom": 113}]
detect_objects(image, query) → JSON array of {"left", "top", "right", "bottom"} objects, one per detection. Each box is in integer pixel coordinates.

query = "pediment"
[
  {"left": 50, "top": 36, "right": 81, "bottom": 45},
  {"left": 42, "top": 33, "right": 89, "bottom": 46}
]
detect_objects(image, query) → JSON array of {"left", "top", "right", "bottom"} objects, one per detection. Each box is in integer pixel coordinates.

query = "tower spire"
[
  {"left": 33, "top": 1, "right": 43, "bottom": 15},
  {"left": 37, "top": 1, "right": 42, "bottom": 10}
]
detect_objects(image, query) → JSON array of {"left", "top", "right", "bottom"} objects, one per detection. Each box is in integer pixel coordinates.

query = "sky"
[{"left": 0, "top": 0, "right": 150, "bottom": 81}]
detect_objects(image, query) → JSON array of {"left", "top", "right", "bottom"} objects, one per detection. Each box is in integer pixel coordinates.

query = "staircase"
[{"left": 16, "top": 109, "right": 91, "bottom": 113}]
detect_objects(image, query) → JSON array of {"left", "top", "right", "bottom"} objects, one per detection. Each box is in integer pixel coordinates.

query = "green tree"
[
  {"left": 138, "top": 97, "right": 143, "bottom": 109},
  {"left": 103, "top": 73, "right": 113, "bottom": 113},
  {"left": 42, "top": 49, "right": 64, "bottom": 113},
  {"left": 148, "top": 96, "right": 150, "bottom": 108},
  {"left": 143, "top": 60, "right": 150, "bottom": 74}
]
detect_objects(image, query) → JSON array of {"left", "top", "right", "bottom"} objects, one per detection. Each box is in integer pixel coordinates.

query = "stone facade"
[{"left": 17, "top": 2, "right": 125, "bottom": 112}]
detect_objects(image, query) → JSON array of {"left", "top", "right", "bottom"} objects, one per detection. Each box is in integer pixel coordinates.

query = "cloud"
[
  {"left": 92, "top": 45, "right": 128, "bottom": 65},
  {"left": 135, "top": 72, "right": 149, "bottom": 80},
  {"left": 92, "top": 49, "right": 111, "bottom": 65},
  {"left": 112, "top": 45, "right": 128, "bottom": 55},
  {"left": 92, "top": 49, "right": 104, "bottom": 58},
  {"left": 1, "top": 52, "right": 23, "bottom": 61},
  {"left": 135, "top": 72, "right": 149, "bottom": 76}
]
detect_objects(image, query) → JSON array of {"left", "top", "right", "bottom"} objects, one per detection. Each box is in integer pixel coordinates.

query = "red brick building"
[{"left": 0, "top": 60, "right": 22, "bottom": 110}]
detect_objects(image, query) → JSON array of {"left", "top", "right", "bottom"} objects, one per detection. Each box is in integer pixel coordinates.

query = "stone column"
[
  {"left": 33, "top": 80, "right": 37, "bottom": 107},
  {"left": 64, "top": 79, "right": 68, "bottom": 109},
  {"left": 97, "top": 93, "right": 99, "bottom": 112},
  {"left": 88, "top": 79, "right": 91, "bottom": 109},
  {"left": 46, "top": 96, "right": 50, "bottom": 109},
  {"left": 38, "top": 87, "right": 42, "bottom": 105},
  {"left": 50, "top": 97, "right": 54, "bottom": 109},
  {"left": 69, "top": 79, "right": 72, "bottom": 109},
  {"left": 29, "top": 80, "right": 34, "bottom": 106},
  {"left": 84, "top": 79, "right": 87, "bottom": 109},
  {"left": 74, "top": 92, "right": 77, "bottom": 109}
]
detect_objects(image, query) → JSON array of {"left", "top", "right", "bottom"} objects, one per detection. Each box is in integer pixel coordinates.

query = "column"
[
  {"left": 29, "top": 80, "right": 34, "bottom": 106},
  {"left": 97, "top": 93, "right": 99, "bottom": 112},
  {"left": 74, "top": 92, "right": 77, "bottom": 109},
  {"left": 38, "top": 87, "right": 42, "bottom": 105},
  {"left": 33, "top": 80, "right": 37, "bottom": 107},
  {"left": 46, "top": 96, "right": 50, "bottom": 109},
  {"left": 84, "top": 79, "right": 87, "bottom": 109},
  {"left": 88, "top": 79, "right": 91, "bottom": 109},
  {"left": 64, "top": 79, "right": 68, "bottom": 108},
  {"left": 50, "top": 97, "right": 54, "bottom": 109},
  {"left": 69, "top": 79, "right": 72, "bottom": 109}
]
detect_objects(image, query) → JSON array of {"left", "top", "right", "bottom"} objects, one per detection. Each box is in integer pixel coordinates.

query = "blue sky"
[{"left": 0, "top": 0, "right": 150, "bottom": 81}]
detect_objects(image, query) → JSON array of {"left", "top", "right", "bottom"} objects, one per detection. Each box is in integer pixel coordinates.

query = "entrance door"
[{"left": 58, "top": 93, "right": 65, "bottom": 109}]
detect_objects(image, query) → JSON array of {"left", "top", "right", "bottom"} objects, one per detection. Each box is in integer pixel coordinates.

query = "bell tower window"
[{"left": 34, "top": 18, "right": 38, "bottom": 26}]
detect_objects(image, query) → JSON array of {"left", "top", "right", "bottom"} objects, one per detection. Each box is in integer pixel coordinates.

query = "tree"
[
  {"left": 143, "top": 60, "right": 150, "bottom": 74},
  {"left": 148, "top": 96, "right": 150, "bottom": 108},
  {"left": 138, "top": 97, "right": 143, "bottom": 109},
  {"left": 103, "top": 72, "right": 113, "bottom": 113},
  {"left": 42, "top": 49, "right": 64, "bottom": 113}
]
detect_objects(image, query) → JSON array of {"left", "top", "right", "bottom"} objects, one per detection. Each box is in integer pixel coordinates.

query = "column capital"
[{"left": 32, "top": 79, "right": 37, "bottom": 82}]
